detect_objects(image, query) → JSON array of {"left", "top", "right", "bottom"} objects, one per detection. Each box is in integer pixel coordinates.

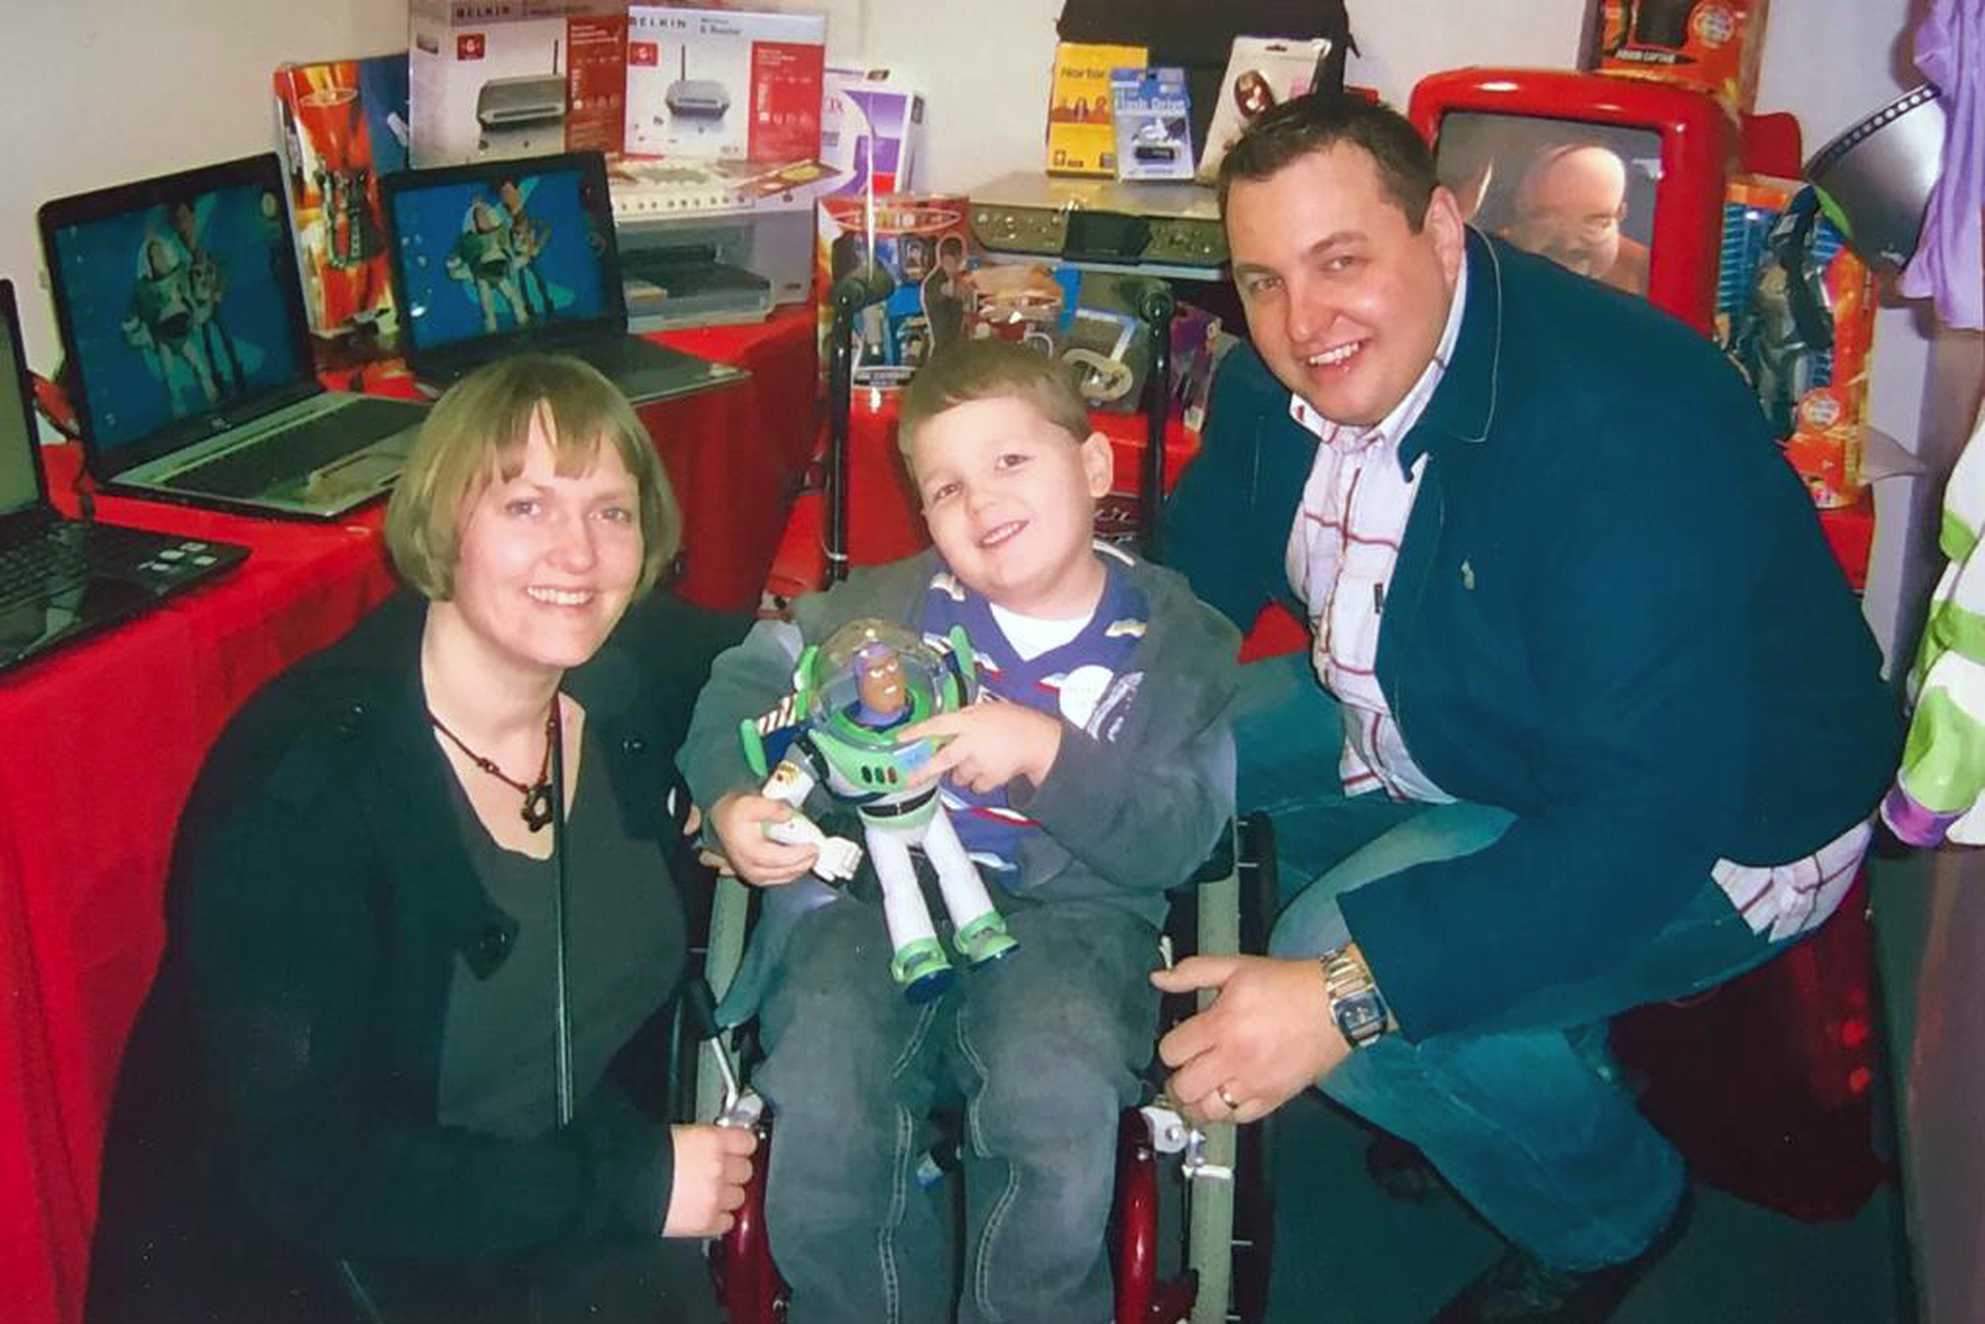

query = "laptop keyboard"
[
  {"left": 165, "top": 397, "right": 417, "bottom": 499},
  {"left": 0, "top": 522, "right": 208, "bottom": 612}
]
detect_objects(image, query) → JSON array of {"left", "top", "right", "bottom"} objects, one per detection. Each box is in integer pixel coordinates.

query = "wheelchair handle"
[
  {"left": 682, "top": 975, "right": 722, "bottom": 1040},
  {"left": 1139, "top": 1103, "right": 1234, "bottom": 1183},
  {"left": 683, "top": 976, "right": 764, "bottom": 1128}
]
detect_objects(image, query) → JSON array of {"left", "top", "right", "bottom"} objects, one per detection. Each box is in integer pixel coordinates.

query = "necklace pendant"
[{"left": 521, "top": 782, "right": 555, "bottom": 833}]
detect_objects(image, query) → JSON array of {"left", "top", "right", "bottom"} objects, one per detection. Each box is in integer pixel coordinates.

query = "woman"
[{"left": 93, "top": 355, "right": 750, "bottom": 1322}]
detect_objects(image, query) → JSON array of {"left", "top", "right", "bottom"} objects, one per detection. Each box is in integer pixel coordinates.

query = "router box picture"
[
  {"left": 623, "top": 5, "right": 826, "bottom": 161},
  {"left": 409, "top": 0, "right": 630, "bottom": 167}
]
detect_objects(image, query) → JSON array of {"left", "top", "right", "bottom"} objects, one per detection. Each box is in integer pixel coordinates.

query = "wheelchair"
[
  {"left": 681, "top": 270, "right": 1273, "bottom": 1322},
  {"left": 678, "top": 813, "right": 1279, "bottom": 1324}
]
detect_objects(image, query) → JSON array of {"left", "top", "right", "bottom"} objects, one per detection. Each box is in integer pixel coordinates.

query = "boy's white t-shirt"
[{"left": 988, "top": 600, "right": 1094, "bottom": 661}]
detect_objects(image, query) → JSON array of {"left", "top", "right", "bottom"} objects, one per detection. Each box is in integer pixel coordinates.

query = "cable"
[{"left": 547, "top": 696, "right": 574, "bottom": 1127}]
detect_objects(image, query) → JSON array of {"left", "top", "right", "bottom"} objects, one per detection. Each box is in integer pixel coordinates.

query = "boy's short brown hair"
[
  {"left": 384, "top": 354, "right": 681, "bottom": 601},
  {"left": 896, "top": 339, "right": 1094, "bottom": 472}
]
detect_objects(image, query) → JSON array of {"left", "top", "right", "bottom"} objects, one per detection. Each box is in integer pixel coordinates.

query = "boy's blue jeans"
[
  {"left": 1237, "top": 653, "right": 1789, "bottom": 1270},
  {"left": 751, "top": 881, "right": 1160, "bottom": 1324}
]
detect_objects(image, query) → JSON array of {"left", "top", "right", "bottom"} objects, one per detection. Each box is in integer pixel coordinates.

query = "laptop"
[
  {"left": 0, "top": 278, "right": 248, "bottom": 675},
  {"left": 381, "top": 150, "right": 746, "bottom": 403},
  {"left": 37, "top": 153, "right": 428, "bottom": 520}
]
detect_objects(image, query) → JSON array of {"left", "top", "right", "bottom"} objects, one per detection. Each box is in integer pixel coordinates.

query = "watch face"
[{"left": 1335, "top": 990, "right": 1388, "bottom": 1046}]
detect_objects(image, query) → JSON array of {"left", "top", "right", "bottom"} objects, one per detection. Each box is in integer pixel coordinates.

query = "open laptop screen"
[
  {"left": 0, "top": 286, "right": 44, "bottom": 519},
  {"left": 45, "top": 176, "right": 310, "bottom": 456},
  {"left": 387, "top": 156, "right": 618, "bottom": 358}
]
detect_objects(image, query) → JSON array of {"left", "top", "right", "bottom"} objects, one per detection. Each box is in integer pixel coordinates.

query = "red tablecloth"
[{"left": 0, "top": 309, "right": 815, "bottom": 1324}]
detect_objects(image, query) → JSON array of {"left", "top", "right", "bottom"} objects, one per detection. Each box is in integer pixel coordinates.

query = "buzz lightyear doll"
[{"left": 741, "top": 618, "right": 1018, "bottom": 1002}]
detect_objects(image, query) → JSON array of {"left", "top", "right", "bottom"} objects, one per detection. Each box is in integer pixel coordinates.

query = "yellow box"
[{"left": 1047, "top": 42, "right": 1146, "bottom": 177}]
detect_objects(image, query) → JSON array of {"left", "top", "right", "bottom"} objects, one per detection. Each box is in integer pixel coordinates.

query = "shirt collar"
[{"left": 1399, "top": 227, "right": 1505, "bottom": 468}]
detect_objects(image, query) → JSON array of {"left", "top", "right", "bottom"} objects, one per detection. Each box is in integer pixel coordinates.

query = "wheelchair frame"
[{"left": 690, "top": 813, "right": 1274, "bottom": 1324}]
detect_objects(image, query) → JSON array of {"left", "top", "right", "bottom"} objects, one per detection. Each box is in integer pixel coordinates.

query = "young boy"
[{"left": 679, "top": 338, "right": 1239, "bottom": 1324}]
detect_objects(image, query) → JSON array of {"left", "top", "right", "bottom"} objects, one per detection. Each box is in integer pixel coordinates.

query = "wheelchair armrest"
[{"left": 1165, "top": 814, "right": 1275, "bottom": 1012}]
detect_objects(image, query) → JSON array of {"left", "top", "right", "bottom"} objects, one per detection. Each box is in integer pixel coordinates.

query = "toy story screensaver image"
[
  {"left": 389, "top": 165, "right": 610, "bottom": 353},
  {"left": 48, "top": 183, "right": 302, "bottom": 454}
]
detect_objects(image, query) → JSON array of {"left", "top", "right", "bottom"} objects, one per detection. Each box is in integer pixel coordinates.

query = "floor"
[{"left": 1254, "top": 1090, "right": 1913, "bottom": 1324}]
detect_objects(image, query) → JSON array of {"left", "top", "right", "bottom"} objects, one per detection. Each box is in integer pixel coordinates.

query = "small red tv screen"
[{"left": 1409, "top": 69, "right": 1738, "bottom": 334}]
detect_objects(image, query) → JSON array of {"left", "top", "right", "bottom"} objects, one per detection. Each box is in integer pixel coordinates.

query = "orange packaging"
[
  {"left": 1592, "top": 0, "right": 1769, "bottom": 115},
  {"left": 1715, "top": 174, "right": 1876, "bottom": 509}
]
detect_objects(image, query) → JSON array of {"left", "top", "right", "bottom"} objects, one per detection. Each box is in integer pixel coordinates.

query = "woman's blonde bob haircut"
[{"left": 385, "top": 354, "right": 681, "bottom": 601}]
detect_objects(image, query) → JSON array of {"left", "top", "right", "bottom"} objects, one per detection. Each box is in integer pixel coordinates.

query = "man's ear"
[
  {"left": 1423, "top": 184, "right": 1468, "bottom": 289},
  {"left": 1080, "top": 430, "right": 1115, "bottom": 499}
]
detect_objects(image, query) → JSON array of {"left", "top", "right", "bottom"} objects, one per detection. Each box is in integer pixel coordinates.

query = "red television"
[{"left": 1408, "top": 68, "right": 1748, "bottom": 335}]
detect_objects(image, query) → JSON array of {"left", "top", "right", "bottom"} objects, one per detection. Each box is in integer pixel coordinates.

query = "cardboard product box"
[
  {"left": 816, "top": 193, "right": 976, "bottom": 388},
  {"left": 1111, "top": 66, "right": 1194, "bottom": 183},
  {"left": 1715, "top": 173, "right": 1876, "bottom": 509},
  {"left": 624, "top": 6, "right": 826, "bottom": 162},
  {"left": 1048, "top": 42, "right": 1148, "bottom": 177},
  {"left": 1593, "top": 0, "right": 1769, "bottom": 116},
  {"left": 821, "top": 67, "right": 926, "bottom": 198},
  {"left": 409, "top": 0, "right": 628, "bottom": 167},
  {"left": 1196, "top": 36, "right": 1329, "bottom": 183},
  {"left": 274, "top": 54, "right": 410, "bottom": 370}
]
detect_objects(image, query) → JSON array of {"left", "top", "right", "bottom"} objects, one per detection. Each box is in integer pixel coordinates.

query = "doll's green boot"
[
  {"left": 953, "top": 912, "right": 1019, "bottom": 968},
  {"left": 891, "top": 938, "right": 955, "bottom": 1003}
]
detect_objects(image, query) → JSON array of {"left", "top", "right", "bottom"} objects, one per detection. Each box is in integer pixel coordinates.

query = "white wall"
[{"left": 0, "top": 0, "right": 408, "bottom": 375}]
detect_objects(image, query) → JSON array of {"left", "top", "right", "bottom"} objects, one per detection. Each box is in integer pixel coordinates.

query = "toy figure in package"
[
  {"left": 1717, "top": 176, "right": 1877, "bottom": 508},
  {"left": 817, "top": 194, "right": 975, "bottom": 389},
  {"left": 274, "top": 55, "right": 410, "bottom": 372}
]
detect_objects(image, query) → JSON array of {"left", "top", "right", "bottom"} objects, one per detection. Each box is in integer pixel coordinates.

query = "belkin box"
[
  {"left": 624, "top": 6, "right": 826, "bottom": 161},
  {"left": 410, "top": 0, "right": 629, "bottom": 167}
]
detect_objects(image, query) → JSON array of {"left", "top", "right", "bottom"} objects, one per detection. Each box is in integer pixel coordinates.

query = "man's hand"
[
  {"left": 708, "top": 791, "right": 817, "bottom": 886},
  {"left": 1150, "top": 955, "right": 1351, "bottom": 1125},
  {"left": 899, "top": 702, "right": 1063, "bottom": 794},
  {"left": 662, "top": 1123, "right": 757, "bottom": 1238}
]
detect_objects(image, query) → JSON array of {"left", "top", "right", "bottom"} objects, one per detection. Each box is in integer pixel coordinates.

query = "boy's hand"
[
  {"left": 708, "top": 791, "right": 818, "bottom": 886},
  {"left": 899, "top": 702, "right": 1062, "bottom": 794},
  {"left": 662, "top": 1122, "right": 757, "bottom": 1238}
]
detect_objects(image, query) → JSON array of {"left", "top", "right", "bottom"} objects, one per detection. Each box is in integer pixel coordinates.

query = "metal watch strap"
[{"left": 1321, "top": 945, "right": 1389, "bottom": 1049}]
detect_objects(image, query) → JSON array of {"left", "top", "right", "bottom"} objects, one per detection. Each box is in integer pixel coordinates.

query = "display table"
[{"left": 0, "top": 308, "right": 816, "bottom": 1324}]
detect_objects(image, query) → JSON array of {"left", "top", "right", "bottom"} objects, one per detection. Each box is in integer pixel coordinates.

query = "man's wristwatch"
[{"left": 1321, "top": 945, "right": 1389, "bottom": 1050}]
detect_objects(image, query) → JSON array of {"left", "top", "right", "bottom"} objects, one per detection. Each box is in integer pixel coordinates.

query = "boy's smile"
[{"left": 910, "top": 395, "right": 1115, "bottom": 619}]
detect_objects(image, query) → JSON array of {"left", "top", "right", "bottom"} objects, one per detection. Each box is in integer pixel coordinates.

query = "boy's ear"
[{"left": 1080, "top": 430, "right": 1114, "bottom": 499}]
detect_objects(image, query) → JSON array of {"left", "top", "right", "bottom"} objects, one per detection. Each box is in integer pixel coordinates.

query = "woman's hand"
[
  {"left": 709, "top": 791, "right": 818, "bottom": 886},
  {"left": 662, "top": 1123, "right": 758, "bottom": 1238}
]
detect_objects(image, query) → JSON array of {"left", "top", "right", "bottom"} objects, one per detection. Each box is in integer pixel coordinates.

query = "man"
[
  {"left": 1156, "top": 94, "right": 1898, "bottom": 1323},
  {"left": 1502, "top": 142, "right": 1651, "bottom": 296}
]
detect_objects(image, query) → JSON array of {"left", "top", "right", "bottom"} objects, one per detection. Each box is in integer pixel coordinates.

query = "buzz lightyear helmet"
[{"left": 802, "top": 618, "right": 974, "bottom": 750}]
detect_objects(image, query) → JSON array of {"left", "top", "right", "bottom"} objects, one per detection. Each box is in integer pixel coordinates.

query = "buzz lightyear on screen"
[{"left": 740, "top": 617, "right": 1018, "bottom": 1002}]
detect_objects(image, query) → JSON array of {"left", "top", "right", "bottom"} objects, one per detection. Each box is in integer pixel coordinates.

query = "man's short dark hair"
[{"left": 1216, "top": 94, "right": 1440, "bottom": 231}]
